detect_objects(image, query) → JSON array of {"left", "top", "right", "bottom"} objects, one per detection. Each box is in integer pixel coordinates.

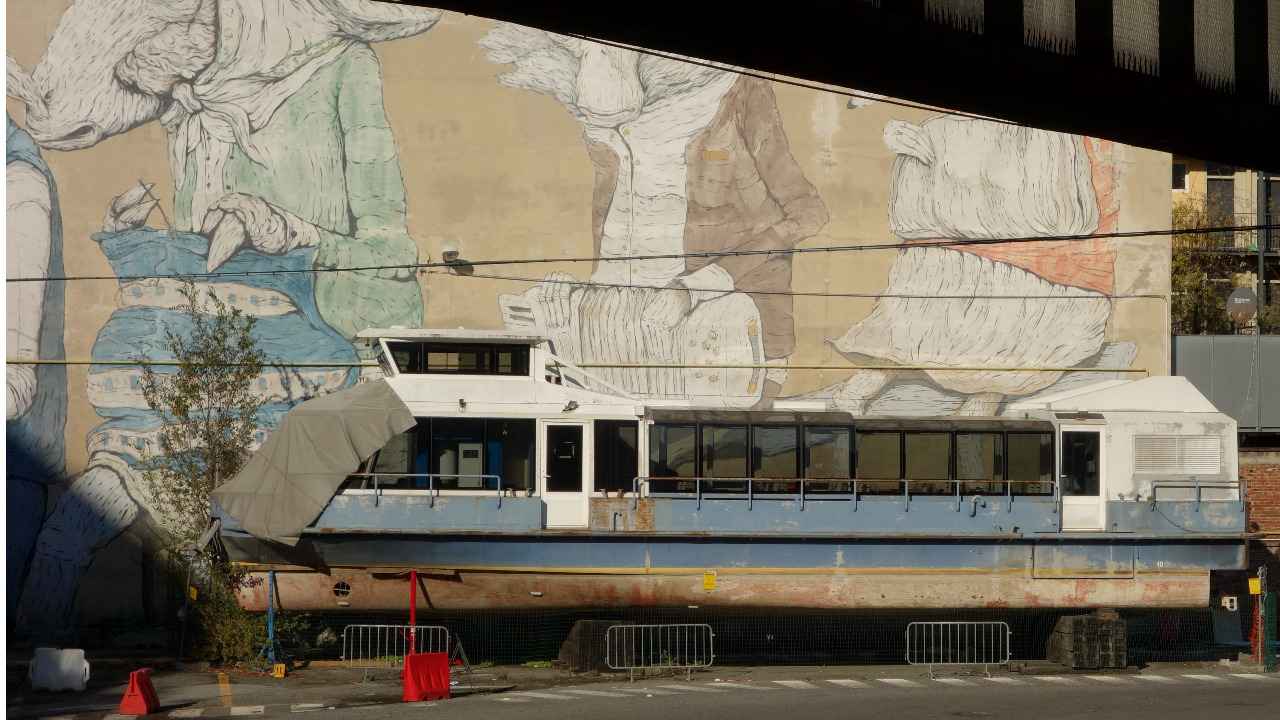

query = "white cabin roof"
[
  {"left": 357, "top": 328, "right": 546, "bottom": 344},
  {"left": 1007, "top": 376, "right": 1220, "bottom": 414}
]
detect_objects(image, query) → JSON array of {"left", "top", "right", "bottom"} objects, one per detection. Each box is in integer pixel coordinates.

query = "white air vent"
[{"left": 1134, "top": 435, "right": 1222, "bottom": 475}]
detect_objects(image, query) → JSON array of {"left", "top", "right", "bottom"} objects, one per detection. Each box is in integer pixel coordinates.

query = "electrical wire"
[
  {"left": 6, "top": 222, "right": 1277, "bottom": 284},
  {"left": 424, "top": 269, "right": 1167, "bottom": 301}
]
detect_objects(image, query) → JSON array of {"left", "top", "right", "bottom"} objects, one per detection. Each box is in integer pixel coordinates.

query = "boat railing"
[
  {"left": 342, "top": 473, "right": 508, "bottom": 507},
  {"left": 1148, "top": 479, "right": 1243, "bottom": 510},
  {"left": 631, "top": 476, "right": 1060, "bottom": 514}
]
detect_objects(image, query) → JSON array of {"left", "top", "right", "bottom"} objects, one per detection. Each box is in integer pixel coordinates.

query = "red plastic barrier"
[
  {"left": 118, "top": 667, "right": 161, "bottom": 716},
  {"left": 402, "top": 652, "right": 450, "bottom": 702}
]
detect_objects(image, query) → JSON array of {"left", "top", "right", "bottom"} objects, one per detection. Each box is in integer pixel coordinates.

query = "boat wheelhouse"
[{"left": 218, "top": 329, "right": 1247, "bottom": 613}]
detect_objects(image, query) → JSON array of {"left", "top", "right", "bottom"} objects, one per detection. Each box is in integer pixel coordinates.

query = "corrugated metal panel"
[{"left": 1172, "top": 336, "right": 1279, "bottom": 431}]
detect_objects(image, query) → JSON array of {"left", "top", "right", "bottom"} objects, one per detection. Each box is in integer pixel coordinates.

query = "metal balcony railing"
[{"left": 631, "top": 476, "right": 1059, "bottom": 513}]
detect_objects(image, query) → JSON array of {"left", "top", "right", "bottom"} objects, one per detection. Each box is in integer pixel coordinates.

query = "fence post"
[{"left": 409, "top": 570, "right": 417, "bottom": 657}]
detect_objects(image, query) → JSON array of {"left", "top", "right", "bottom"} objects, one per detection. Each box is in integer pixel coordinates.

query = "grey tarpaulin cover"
[{"left": 211, "top": 379, "right": 413, "bottom": 545}]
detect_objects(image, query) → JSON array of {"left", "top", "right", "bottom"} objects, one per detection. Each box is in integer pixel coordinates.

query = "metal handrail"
[
  {"left": 631, "top": 476, "right": 1059, "bottom": 513},
  {"left": 1148, "top": 479, "right": 1243, "bottom": 511},
  {"left": 344, "top": 472, "right": 506, "bottom": 508}
]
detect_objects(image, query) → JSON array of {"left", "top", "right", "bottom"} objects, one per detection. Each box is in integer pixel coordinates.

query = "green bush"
[{"left": 190, "top": 564, "right": 308, "bottom": 666}]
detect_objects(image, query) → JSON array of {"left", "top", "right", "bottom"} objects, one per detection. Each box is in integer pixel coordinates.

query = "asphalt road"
[{"left": 376, "top": 671, "right": 1280, "bottom": 720}]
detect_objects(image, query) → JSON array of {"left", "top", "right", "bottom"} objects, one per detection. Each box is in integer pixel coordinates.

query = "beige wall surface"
[{"left": 6, "top": 2, "right": 1169, "bottom": 633}]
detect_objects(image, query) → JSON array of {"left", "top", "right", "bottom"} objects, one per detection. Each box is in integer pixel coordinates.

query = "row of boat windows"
[
  {"left": 386, "top": 342, "right": 530, "bottom": 376},
  {"left": 342, "top": 418, "right": 1055, "bottom": 496},
  {"left": 648, "top": 423, "right": 1055, "bottom": 495}
]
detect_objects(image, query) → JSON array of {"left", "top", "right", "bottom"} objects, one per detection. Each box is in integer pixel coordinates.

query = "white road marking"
[
  {"left": 170, "top": 709, "right": 207, "bottom": 718},
  {"left": 1083, "top": 675, "right": 1131, "bottom": 684},
  {"left": 1033, "top": 676, "right": 1079, "bottom": 685},
  {"left": 934, "top": 678, "right": 972, "bottom": 686},
  {"left": 826, "top": 679, "right": 870, "bottom": 689},
  {"left": 615, "top": 687, "right": 680, "bottom": 695},
  {"left": 656, "top": 684, "right": 726, "bottom": 693},
  {"left": 877, "top": 679, "right": 923, "bottom": 688},
  {"left": 510, "top": 692, "right": 578, "bottom": 700},
  {"left": 985, "top": 677, "right": 1025, "bottom": 685},
  {"left": 230, "top": 707, "right": 265, "bottom": 716},
  {"left": 773, "top": 680, "right": 819, "bottom": 689},
  {"left": 1230, "top": 674, "right": 1278, "bottom": 681},
  {"left": 1134, "top": 675, "right": 1179, "bottom": 684},
  {"left": 562, "top": 689, "right": 631, "bottom": 698},
  {"left": 290, "top": 704, "right": 326, "bottom": 713},
  {"left": 494, "top": 697, "right": 531, "bottom": 703},
  {"left": 707, "top": 682, "right": 777, "bottom": 690},
  {"left": 1182, "top": 674, "right": 1227, "bottom": 682}
]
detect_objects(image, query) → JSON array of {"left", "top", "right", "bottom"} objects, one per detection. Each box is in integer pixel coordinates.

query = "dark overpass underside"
[{"left": 412, "top": 0, "right": 1280, "bottom": 171}]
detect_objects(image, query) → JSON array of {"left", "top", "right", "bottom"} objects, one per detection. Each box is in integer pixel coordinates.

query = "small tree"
[
  {"left": 139, "top": 281, "right": 265, "bottom": 548},
  {"left": 138, "top": 281, "right": 268, "bottom": 663},
  {"left": 1170, "top": 197, "right": 1237, "bottom": 335}
]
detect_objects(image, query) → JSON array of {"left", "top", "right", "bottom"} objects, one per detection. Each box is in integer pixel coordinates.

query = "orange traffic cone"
[{"left": 118, "top": 668, "right": 161, "bottom": 716}]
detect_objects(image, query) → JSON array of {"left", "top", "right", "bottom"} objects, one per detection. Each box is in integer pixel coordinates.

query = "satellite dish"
[{"left": 1227, "top": 287, "right": 1258, "bottom": 324}]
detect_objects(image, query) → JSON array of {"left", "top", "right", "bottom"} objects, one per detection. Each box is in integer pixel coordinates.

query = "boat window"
[
  {"left": 1060, "top": 431, "right": 1100, "bottom": 497},
  {"left": 366, "top": 426, "right": 423, "bottom": 489},
  {"left": 701, "top": 425, "right": 748, "bottom": 492},
  {"left": 752, "top": 425, "right": 799, "bottom": 494},
  {"left": 1008, "top": 432, "right": 1054, "bottom": 495},
  {"left": 595, "top": 420, "right": 639, "bottom": 493},
  {"left": 388, "top": 342, "right": 529, "bottom": 376},
  {"left": 905, "top": 432, "right": 951, "bottom": 494},
  {"left": 804, "top": 426, "right": 852, "bottom": 493},
  {"left": 856, "top": 431, "right": 901, "bottom": 494},
  {"left": 430, "top": 418, "right": 486, "bottom": 489},
  {"left": 426, "top": 345, "right": 493, "bottom": 373},
  {"left": 387, "top": 342, "right": 419, "bottom": 374},
  {"left": 956, "top": 432, "right": 1004, "bottom": 494},
  {"left": 488, "top": 419, "right": 535, "bottom": 492},
  {"left": 649, "top": 424, "right": 697, "bottom": 492}
]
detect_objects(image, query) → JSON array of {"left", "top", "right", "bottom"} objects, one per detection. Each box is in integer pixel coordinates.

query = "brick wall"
[{"left": 1243, "top": 455, "right": 1280, "bottom": 577}]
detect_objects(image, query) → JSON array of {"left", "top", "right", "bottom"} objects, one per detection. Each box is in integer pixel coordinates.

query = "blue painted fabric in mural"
[
  {"left": 6, "top": 115, "right": 67, "bottom": 615},
  {"left": 86, "top": 228, "right": 358, "bottom": 467}
]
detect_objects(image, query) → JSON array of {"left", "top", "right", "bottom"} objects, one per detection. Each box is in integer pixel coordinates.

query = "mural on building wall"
[
  {"left": 480, "top": 25, "right": 830, "bottom": 408},
  {"left": 5, "top": 0, "right": 440, "bottom": 639},
  {"left": 801, "top": 117, "right": 1136, "bottom": 416},
  {"left": 6, "top": 114, "right": 68, "bottom": 616},
  {"left": 5, "top": 3, "right": 1158, "bottom": 636}
]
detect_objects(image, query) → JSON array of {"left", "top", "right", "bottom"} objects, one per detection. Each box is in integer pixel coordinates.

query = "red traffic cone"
[
  {"left": 402, "top": 652, "right": 450, "bottom": 702},
  {"left": 118, "top": 668, "right": 161, "bottom": 716}
]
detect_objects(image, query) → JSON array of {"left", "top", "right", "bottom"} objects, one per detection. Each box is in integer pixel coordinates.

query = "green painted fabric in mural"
[{"left": 175, "top": 44, "right": 421, "bottom": 339}]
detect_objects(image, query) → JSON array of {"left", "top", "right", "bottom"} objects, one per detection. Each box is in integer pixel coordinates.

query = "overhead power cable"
[
  {"left": 6, "top": 222, "right": 1277, "bottom": 284},
  {"left": 424, "top": 270, "right": 1166, "bottom": 301}
]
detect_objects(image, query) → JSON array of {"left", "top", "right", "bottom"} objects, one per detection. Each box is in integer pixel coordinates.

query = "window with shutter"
[{"left": 1133, "top": 435, "right": 1221, "bottom": 475}]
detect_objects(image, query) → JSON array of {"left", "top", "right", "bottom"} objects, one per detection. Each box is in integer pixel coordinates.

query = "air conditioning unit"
[{"left": 458, "top": 443, "right": 483, "bottom": 488}]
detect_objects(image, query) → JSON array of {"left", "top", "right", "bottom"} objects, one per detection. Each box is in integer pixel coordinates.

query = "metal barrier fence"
[
  {"left": 605, "top": 623, "right": 715, "bottom": 681},
  {"left": 905, "top": 621, "right": 1012, "bottom": 677},
  {"left": 341, "top": 624, "right": 450, "bottom": 673}
]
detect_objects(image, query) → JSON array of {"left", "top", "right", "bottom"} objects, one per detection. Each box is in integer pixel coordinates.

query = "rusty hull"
[{"left": 238, "top": 569, "right": 1209, "bottom": 611}]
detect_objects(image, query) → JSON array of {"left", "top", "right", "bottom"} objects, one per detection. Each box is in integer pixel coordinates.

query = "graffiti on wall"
[
  {"left": 481, "top": 25, "right": 830, "bottom": 408},
  {"left": 5, "top": 0, "right": 440, "bottom": 639},
  {"left": 6, "top": 114, "right": 68, "bottom": 617},
  {"left": 802, "top": 117, "right": 1136, "bottom": 416},
  {"left": 6, "top": 2, "right": 1152, "bottom": 637}
]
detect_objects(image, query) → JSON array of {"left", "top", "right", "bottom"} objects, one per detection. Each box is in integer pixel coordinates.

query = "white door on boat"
[
  {"left": 1059, "top": 426, "right": 1105, "bottom": 531},
  {"left": 540, "top": 420, "right": 592, "bottom": 527}
]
